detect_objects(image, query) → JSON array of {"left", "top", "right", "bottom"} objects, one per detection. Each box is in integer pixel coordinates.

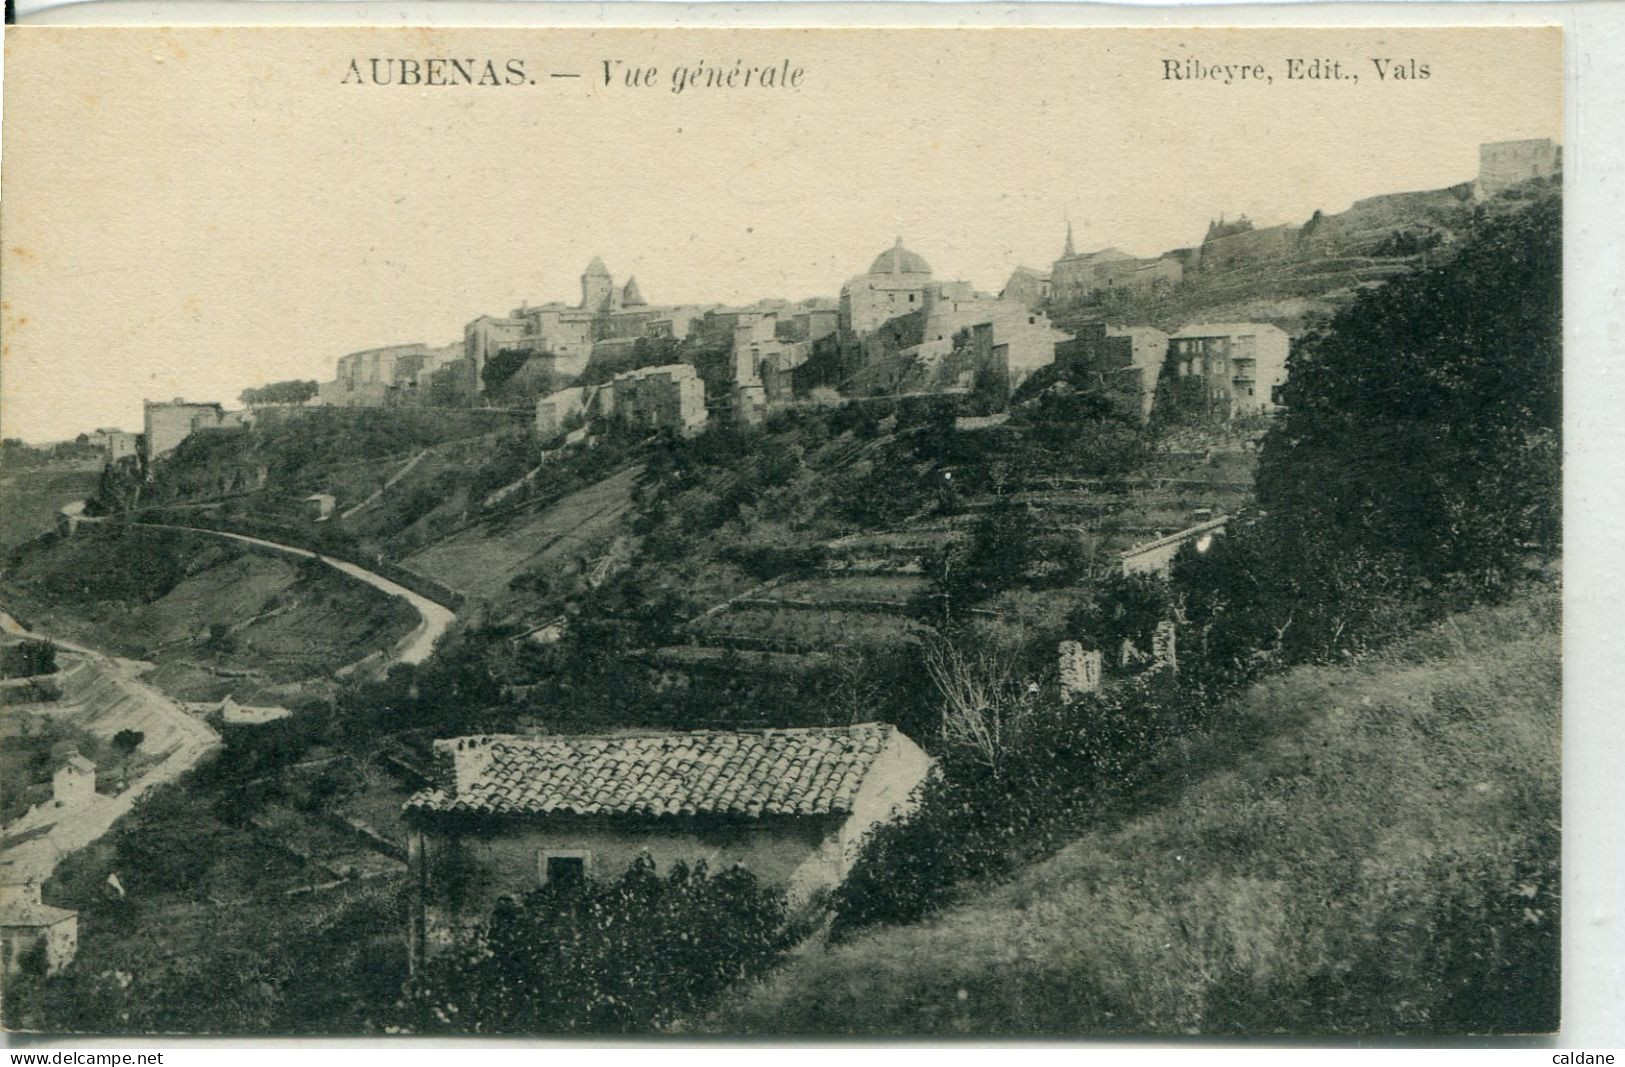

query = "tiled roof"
[{"left": 405, "top": 723, "right": 898, "bottom": 819}]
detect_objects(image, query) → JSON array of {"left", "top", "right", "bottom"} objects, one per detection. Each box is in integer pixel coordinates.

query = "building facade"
[
  {"left": 317, "top": 343, "right": 445, "bottom": 407},
  {"left": 1000, "top": 266, "right": 1053, "bottom": 309},
  {"left": 839, "top": 239, "right": 938, "bottom": 336},
  {"left": 1053, "top": 324, "right": 1171, "bottom": 420},
  {"left": 403, "top": 723, "right": 933, "bottom": 968},
  {"left": 1167, "top": 322, "right": 1291, "bottom": 418},
  {"left": 142, "top": 399, "right": 254, "bottom": 464},
  {"left": 610, "top": 363, "right": 709, "bottom": 435},
  {"left": 1050, "top": 224, "right": 1183, "bottom": 304},
  {"left": 464, "top": 260, "right": 712, "bottom": 390},
  {"left": 1476, "top": 138, "right": 1561, "bottom": 199}
]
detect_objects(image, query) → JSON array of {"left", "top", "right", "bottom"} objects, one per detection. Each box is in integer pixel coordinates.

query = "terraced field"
[
  {"left": 688, "top": 606, "right": 926, "bottom": 654},
  {"left": 751, "top": 573, "right": 927, "bottom": 613}
]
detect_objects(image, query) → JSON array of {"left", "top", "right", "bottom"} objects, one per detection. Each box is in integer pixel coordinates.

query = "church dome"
[{"left": 868, "top": 238, "right": 932, "bottom": 276}]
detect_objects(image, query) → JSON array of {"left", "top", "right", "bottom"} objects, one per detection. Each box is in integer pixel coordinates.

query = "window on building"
[
  {"left": 540, "top": 850, "right": 592, "bottom": 887},
  {"left": 908, "top": 293, "right": 916, "bottom": 303}
]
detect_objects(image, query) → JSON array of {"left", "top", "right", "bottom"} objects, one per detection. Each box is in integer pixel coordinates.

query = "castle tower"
[
  {"left": 1064, "top": 218, "right": 1076, "bottom": 258},
  {"left": 580, "top": 257, "right": 614, "bottom": 312},
  {"left": 621, "top": 276, "right": 647, "bottom": 307}
]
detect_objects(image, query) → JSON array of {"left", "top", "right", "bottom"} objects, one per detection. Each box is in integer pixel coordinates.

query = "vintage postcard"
[{"left": 0, "top": 23, "right": 1565, "bottom": 1037}]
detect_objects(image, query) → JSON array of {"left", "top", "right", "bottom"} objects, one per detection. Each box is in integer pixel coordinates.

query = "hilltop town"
[
  {"left": 64, "top": 137, "right": 1557, "bottom": 483},
  {"left": 0, "top": 137, "right": 1562, "bottom": 1036}
]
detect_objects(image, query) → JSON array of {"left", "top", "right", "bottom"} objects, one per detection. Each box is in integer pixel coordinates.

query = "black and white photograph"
[{"left": 0, "top": 22, "right": 1583, "bottom": 1041}]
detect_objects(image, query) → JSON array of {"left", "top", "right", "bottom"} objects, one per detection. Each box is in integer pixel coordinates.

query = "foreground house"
[
  {"left": 0, "top": 882, "right": 77, "bottom": 977},
  {"left": 403, "top": 723, "right": 932, "bottom": 966}
]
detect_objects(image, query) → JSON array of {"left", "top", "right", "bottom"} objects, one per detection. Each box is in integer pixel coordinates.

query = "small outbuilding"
[
  {"left": 51, "top": 754, "right": 96, "bottom": 809},
  {"left": 303, "top": 493, "right": 337, "bottom": 522},
  {"left": 403, "top": 722, "right": 932, "bottom": 967},
  {"left": 214, "top": 695, "right": 293, "bottom": 726}
]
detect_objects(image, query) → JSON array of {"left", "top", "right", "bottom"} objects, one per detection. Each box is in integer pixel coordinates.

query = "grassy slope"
[
  {"left": 715, "top": 588, "right": 1560, "bottom": 1035},
  {"left": 0, "top": 466, "right": 102, "bottom": 551},
  {"left": 402, "top": 464, "right": 643, "bottom": 606},
  {"left": 2, "top": 527, "right": 416, "bottom": 697}
]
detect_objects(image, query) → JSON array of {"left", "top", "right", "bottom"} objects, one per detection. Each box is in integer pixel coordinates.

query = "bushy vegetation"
[
  {"left": 806, "top": 195, "right": 1561, "bottom": 1029},
  {"left": 239, "top": 380, "right": 319, "bottom": 407},
  {"left": 1, "top": 637, "right": 57, "bottom": 679},
  {"left": 4, "top": 526, "right": 226, "bottom": 609},
  {"left": 718, "top": 591, "right": 1560, "bottom": 1035},
  {"left": 403, "top": 857, "right": 800, "bottom": 1033},
  {"left": 4, "top": 875, "right": 409, "bottom": 1034},
  {"left": 0, "top": 711, "right": 113, "bottom": 825}
]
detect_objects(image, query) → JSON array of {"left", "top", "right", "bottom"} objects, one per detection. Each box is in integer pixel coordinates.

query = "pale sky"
[{"left": 1, "top": 26, "right": 1561, "bottom": 441}]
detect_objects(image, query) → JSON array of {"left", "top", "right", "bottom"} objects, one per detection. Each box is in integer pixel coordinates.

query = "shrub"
[
  {"left": 1, "top": 638, "right": 57, "bottom": 679},
  {"left": 402, "top": 856, "right": 800, "bottom": 1033}
]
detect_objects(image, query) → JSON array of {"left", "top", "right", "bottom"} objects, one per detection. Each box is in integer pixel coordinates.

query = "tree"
[
  {"left": 480, "top": 348, "right": 534, "bottom": 393},
  {"left": 1, "top": 639, "right": 57, "bottom": 680},
  {"left": 239, "top": 380, "right": 319, "bottom": 407},
  {"left": 111, "top": 729, "right": 145, "bottom": 754},
  {"left": 1256, "top": 195, "right": 1561, "bottom": 600}
]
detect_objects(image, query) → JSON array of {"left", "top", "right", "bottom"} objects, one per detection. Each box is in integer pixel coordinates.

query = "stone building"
[
  {"left": 142, "top": 399, "right": 254, "bottom": 464},
  {"left": 1000, "top": 266, "right": 1052, "bottom": 309},
  {"left": 465, "top": 259, "right": 712, "bottom": 390},
  {"left": 51, "top": 754, "right": 96, "bottom": 808},
  {"left": 915, "top": 291, "right": 1069, "bottom": 393},
  {"left": 1120, "top": 515, "right": 1229, "bottom": 576},
  {"left": 303, "top": 492, "right": 337, "bottom": 522},
  {"left": 609, "top": 363, "right": 709, "bottom": 435},
  {"left": 403, "top": 723, "right": 933, "bottom": 967},
  {"left": 1053, "top": 324, "right": 1171, "bottom": 420},
  {"left": 87, "top": 428, "right": 140, "bottom": 463},
  {"left": 1475, "top": 138, "right": 1561, "bottom": 199},
  {"left": 535, "top": 385, "right": 591, "bottom": 438},
  {"left": 840, "top": 239, "right": 939, "bottom": 336},
  {"left": 1167, "top": 323, "right": 1290, "bottom": 417},
  {"left": 0, "top": 882, "right": 77, "bottom": 977},
  {"left": 317, "top": 343, "right": 440, "bottom": 407},
  {"left": 1049, "top": 223, "right": 1182, "bottom": 304}
]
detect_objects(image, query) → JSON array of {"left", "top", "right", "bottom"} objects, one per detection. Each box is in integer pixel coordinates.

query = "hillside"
[
  {"left": 713, "top": 587, "right": 1560, "bottom": 1036},
  {"left": 0, "top": 465, "right": 102, "bottom": 551},
  {"left": 1, "top": 525, "right": 417, "bottom": 702},
  {"left": 1050, "top": 179, "right": 1553, "bottom": 336}
]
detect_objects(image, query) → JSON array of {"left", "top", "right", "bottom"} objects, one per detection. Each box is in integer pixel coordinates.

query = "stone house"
[
  {"left": 142, "top": 399, "right": 254, "bottom": 464},
  {"left": 1000, "top": 266, "right": 1053, "bottom": 309},
  {"left": 52, "top": 754, "right": 96, "bottom": 808},
  {"left": 609, "top": 363, "right": 709, "bottom": 435},
  {"left": 1167, "top": 323, "right": 1290, "bottom": 418},
  {"left": 0, "top": 882, "right": 77, "bottom": 977},
  {"left": 403, "top": 722, "right": 933, "bottom": 967},
  {"left": 303, "top": 492, "right": 336, "bottom": 521},
  {"left": 1054, "top": 324, "right": 1171, "bottom": 420},
  {"left": 535, "top": 385, "right": 591, "bottom": 438}
]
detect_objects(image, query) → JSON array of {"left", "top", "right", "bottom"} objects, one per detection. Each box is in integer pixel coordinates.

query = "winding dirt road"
[{"left": 131, "top": 522, "right": 455, "bottom": 668}]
